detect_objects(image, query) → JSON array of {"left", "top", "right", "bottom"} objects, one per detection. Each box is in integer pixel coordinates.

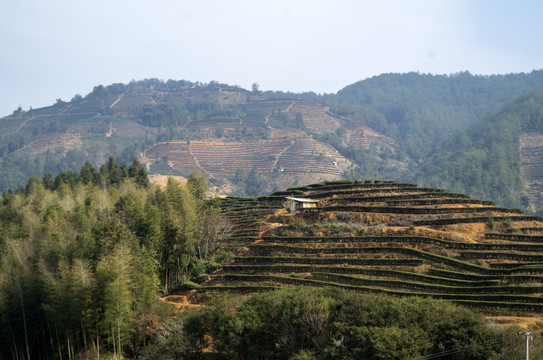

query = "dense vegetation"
[
  {"left": 0, "top": 158, "right": 231, "bottom": 359},
  {"left": 331, "top": 71, "right": 543, "bottom": 159},
  {"left": 322, "top": 72, "right": 543, "bottom": 213},
  {"left": 421, "top": 90, "right": 543, "bottom": 210},
  {"left": 145, "top": 287, "right": 537, "bottom": 360}
]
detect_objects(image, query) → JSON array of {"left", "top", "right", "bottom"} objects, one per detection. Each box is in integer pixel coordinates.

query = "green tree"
[
  {"left": 234, "top": 168, "right": 245, "bottom": 184},
  {"left": 80, "top": 161, "right": 100, "bottom": 185},
  {"left": 100, "top": 156, "right": 127, "bottom": 186},
  {"left": 245, "top": 167, "right": 266, "bottom": 196},
  {"left": 128, "top": 159, "right": 150, "bottom": 187},
  {"left": 295, "top": 112, "right": 304, "bottom": 129},
  {"left": 141, "top": 317, "right": 192, "bottom": 360},
  {"left": 156, "top": 178, "right": 198, "bottom": 291},
  {"left": 53, "top": 170, "right": 78, "bottom": 189},
  {"left": 97, "top": 244, "right": 134, "bottom": 357},
  {"left": 42, "top": 172, "right": 54, "bottom": 190},
  {"left": 187, "top": 172, "right": 209, "bottom": 201},
  {"left": 176, "top": 288, "right": 503, "bottom": 360},
  {"left": 0, "top": 239, "right": 42, "bottom": 360}
]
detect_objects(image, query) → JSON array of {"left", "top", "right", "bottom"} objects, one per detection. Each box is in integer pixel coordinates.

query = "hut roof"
[{"left": 285, "top": 197, "right": 319, "bottom": 203}]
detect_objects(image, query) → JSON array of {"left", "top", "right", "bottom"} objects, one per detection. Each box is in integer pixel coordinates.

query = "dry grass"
[
  {"left": 408, "top": 226, "right": 481, "bottom": 243},
  {"left": 486, "top": 315, "right": 543, "bottom": 330},
  {"left": 434, "top": 223, "right": 488, "bottom": 239},
  {"left": 160, "top": 290, "right": 201, "bottom": 311}
]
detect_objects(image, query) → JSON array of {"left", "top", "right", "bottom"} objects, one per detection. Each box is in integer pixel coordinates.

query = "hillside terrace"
[
  {"left": 144, "top": 138, "right": 351, "bottom": 180},
  {"left": 198, "top": 180, "right": 543, "bottom": 314}
]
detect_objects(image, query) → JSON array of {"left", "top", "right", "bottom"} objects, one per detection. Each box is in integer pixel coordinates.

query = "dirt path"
[
  {"left": 106, "top": 122, "right": 114, "bottom": 137},
  {"left": 160, "top": 290, "right": 201, "bottom": 311},
  {"left": 271, "top": 139, "right": 296, "bottom": 172},
  {"left": 109, "top": 94, "right": 124, "bottom": 108},
  {"left": 187, "top": 142, "right": 213, "bottom": 178},
  {"left": 285, "top": 101, "right": 295, "bottom": 113},
  {"left": 14, "top": 115, "right": 35, "bottom": 133}
]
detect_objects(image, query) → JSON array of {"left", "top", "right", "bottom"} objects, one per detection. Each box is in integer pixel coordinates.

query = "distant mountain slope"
[
  {"left": 1, "top": 73, "right": 543, "bottom": 212},
  {"left": 520, "top": 133, "right": 543, "bottom": 209},
  {"left": 0, "top": 79, "right": 376, "bottom": 195},
  {"left": 142, "top": 135, "right": 352, "bottom": 193},
  {"left": 421, "top": 90, "right": 543, "bottom": 212},
  {"left": 242, "top": 99, "right": 340, "bottom": 133},
  {"left": 333, "top": 71, "right": 543, "bottom": 159}
]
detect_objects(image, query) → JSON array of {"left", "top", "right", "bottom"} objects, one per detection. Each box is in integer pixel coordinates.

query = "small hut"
[{"left": 286, "top": 197, "right": 319, "bottom": 214}]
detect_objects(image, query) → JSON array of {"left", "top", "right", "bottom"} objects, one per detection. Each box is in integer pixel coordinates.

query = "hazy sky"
[{"left": 1, "top": 0, "right": 542, "bottom": 117}]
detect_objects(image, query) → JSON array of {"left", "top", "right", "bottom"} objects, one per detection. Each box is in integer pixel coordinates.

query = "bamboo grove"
[{"left": 0, "top": 157, "right": 228, "bottom": 359}]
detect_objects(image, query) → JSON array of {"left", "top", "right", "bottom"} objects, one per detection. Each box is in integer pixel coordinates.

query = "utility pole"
[{"left": 517, "top": 331, "right": 535, "bottom": 360}]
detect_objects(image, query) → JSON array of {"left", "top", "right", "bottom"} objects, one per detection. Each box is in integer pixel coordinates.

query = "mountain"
[
  {"left": 1, "top": 72, "right": 543, "bottom": 213},
  {"left": 0, "top": 80, "right": 356, "bottom": 194}
]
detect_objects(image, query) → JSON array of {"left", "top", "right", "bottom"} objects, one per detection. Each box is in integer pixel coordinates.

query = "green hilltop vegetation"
[
  {"left": 422, "top": 90, "right": 543, "bottom": 211},
  {"left": 1, "top": 161, "right": 543, "bottom": 359},
  {"left": 1, "top": 71, "right": 543, "bottom": 213}
]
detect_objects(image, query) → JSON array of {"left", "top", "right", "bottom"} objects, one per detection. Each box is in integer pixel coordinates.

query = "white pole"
[{"left": 517, "top": 331, "right": 534, "bottom": 360}]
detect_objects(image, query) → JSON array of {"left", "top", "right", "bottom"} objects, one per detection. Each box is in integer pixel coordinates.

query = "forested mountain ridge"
[
  {"left": 421, "top": 90, "right": 543, "bottom": 212},
  {"left": 1, "top": 71, "right": 543, "bottom": 213},
  {"left": 333, "top": 71, "right": 543, "bottom": 158}
]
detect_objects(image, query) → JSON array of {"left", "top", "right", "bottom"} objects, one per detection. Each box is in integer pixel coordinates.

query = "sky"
[{"left": 1, "top": 0, "right": 542, "bottom": 117}]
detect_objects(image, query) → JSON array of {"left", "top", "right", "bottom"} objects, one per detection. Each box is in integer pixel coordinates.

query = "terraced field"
[
  {"left": 109, "top": 92, "right": 157, "bottom": 110},
  {"left": 15, "top": 132, "right": 82, "bottom": 156},
  {"left": 345, "top": 126, "right": 398, "bottom": 151},
  {"left": 520, "top": 133, "right": 543, "bottom": 210},
  {"left": 287, "top": 101, "right": 340, "bottom": 133},
  {"left": 186, "top": 117, "right": 259, "bottom": 136},
  {"left": 200, "top": 180, "right": 543, "bottom": 314},
  {"left": 142, "top": 138, "right": 352, "bottom": 181},
  {"left": 242, "top": 100, "right": 340, "bottom": 133}
]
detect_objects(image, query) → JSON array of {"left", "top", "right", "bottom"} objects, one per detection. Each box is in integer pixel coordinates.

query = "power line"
[{"left": 415, "top": 333, "right": 520, "bottom": 360}]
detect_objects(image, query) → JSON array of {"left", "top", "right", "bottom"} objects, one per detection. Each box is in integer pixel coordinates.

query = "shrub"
[
  {"left": 488, "top": 216, "right": 495, "bottom": 230},
  {"left": 179, "top": 287, "right": 502, "bottom": 360},
  {"left": 171, "top": 278, "right": 198, "bottom": 292},
  {"left": 140, "top": 317, "right": 192, "bottom": 359}
]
